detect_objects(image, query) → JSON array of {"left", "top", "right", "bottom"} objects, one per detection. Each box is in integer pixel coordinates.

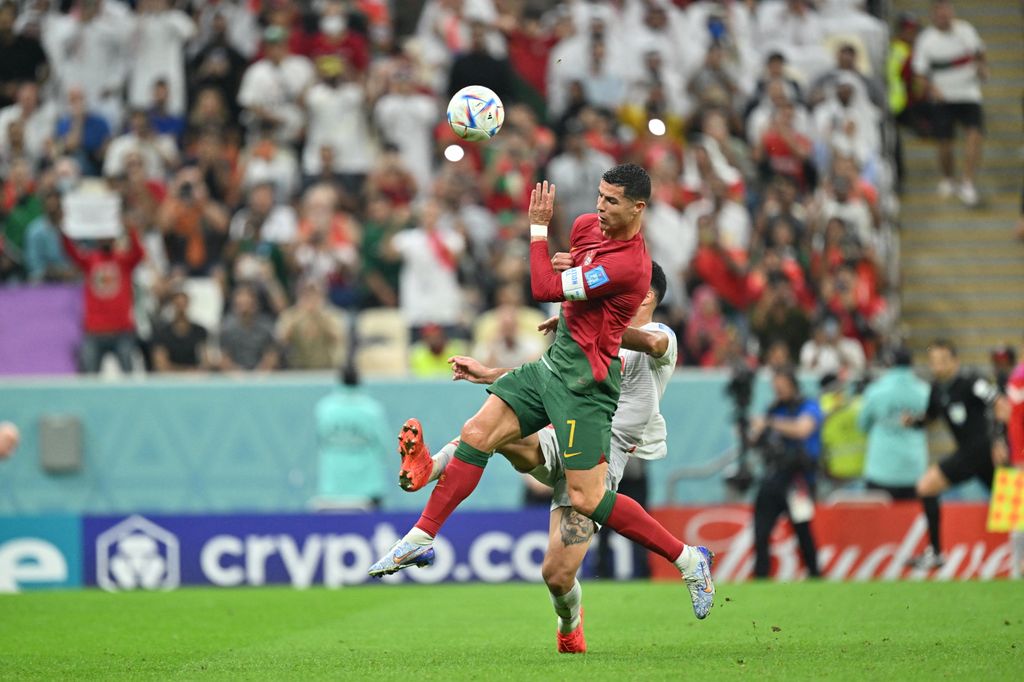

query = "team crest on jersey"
[{"left": 583, "top": 250, "right": 596, "bottom": 266}]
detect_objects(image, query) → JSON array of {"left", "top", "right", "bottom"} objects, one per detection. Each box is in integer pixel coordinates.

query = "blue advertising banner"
[
  {"left": 83, "top": 511, "right": 572, "bottom": 591},
  {"left": 0, "top": 515, "right": 82, "bottom": 592}
]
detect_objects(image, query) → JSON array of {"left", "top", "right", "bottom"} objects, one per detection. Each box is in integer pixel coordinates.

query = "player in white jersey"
[{"left": 396, "top": 261, "right": 676, "bottom": 653}]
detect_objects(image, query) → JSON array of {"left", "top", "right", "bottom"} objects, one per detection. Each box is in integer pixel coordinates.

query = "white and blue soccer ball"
[{"left": 446, "top": 85, "right": 504, "bottom": 142}]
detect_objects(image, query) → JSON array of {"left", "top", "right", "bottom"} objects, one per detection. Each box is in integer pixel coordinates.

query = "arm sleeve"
[
  {"left": 911, "top": 35, "right": 929, "bottom": 76},
  {"left": 123, "top": 228, "right": 145, "bottom": 268},
  {"left": 856, "top": 390, "right": 875, "bottom": 433},
  {"left": 803, "top": 401, "right": 825, "bottom": 430},
  {"left": 924, "top": 386, "right": 941, "bottom": 421},
  {"left": 237, "top": 67, "right": 260, "bottom": 107},
  {"left": 971, "top": 375, "right": 999, "bottom": 407},
  {"left": 530, "top": 241, "right": 640, "bottom": 303},
  {"left": 60, "top": 232, "right": 88, "bottom": 270}
]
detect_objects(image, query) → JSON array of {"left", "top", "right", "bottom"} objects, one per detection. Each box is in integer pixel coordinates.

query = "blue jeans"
[{"left": 80, "top": 333, "right": 135, "bottom": 373}]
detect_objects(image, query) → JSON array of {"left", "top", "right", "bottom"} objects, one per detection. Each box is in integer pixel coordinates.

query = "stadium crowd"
[{"left": 0, "top": 0, "right": 904, "bottom": 377}]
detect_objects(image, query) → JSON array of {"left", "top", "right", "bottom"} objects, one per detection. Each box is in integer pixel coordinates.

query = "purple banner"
[
  {"left": 82, "top": 511, "right": 564, "bottom": 590},
  {"left": 0, "top": 284, "right": 82, "bottom": 375}
]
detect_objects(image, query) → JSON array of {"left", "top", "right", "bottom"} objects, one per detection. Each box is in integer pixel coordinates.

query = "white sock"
[
  {"left": 673, "top": 545, "right": 696, "bottom": 574},
  {"left": 403, "top": 527, "right": 434, "bottom": 547},
  {"left": 1012, "top": 530, "right": 1024, "bottom": 579},
  {"left": 430, "top": 439, "right": 459, "bottom": 482},
  {"left": 550, "top": 579, "right": 582, "bottom": 634}
]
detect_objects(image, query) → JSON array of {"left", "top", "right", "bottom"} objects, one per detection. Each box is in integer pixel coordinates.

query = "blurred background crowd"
[{"left": 0, "top": 0, "right": 922, "bottom": 379}]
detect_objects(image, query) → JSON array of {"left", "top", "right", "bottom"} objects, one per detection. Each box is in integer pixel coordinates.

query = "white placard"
[{"left": 62, "top": 189, "right": 123, "bottom": 239}]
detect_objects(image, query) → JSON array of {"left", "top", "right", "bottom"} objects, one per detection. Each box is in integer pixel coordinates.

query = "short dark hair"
[
  {"left": 773, "top": 366, "right": 800, "bottom": 394},
  {"left": 340, "top": 363, "right": 360, "bottom": 387},
  {"left": 649, "top": 260, "right": 667, "bottom": 305},
  {"left": 929, "top": 338, "right": 958, "bottom": 357},
  {"left": 892, "top": 346, "right": 913, "bottom": 367},
  {"left": 602, "top": 163, "right": 651, "bottom": 202}
]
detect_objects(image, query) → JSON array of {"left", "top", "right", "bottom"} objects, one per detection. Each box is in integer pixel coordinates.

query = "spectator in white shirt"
[
  {"left": 642, "top": 193, "right": 692, "bottom": 311},
  {"left": 684, "top": 176, "right": 751, "bottom": 253},
  {"left": 800, "top": 316, "right": 866, "bottom": 375},
  {"left": 757, "top": 0, "right": 831, "bottom": 81},
  {"left": 191, "top": 0, "right": 259, "bottom": 60},
  {"left": 302, "top": 56, "right": 375, "bottom": 197},
  {"left": 228, "top": 182, "right": 299, "bottom": 246},
  {"left": 237, "top": 122, "right": 300, "bottom": 203},
  {"left": 103, "top": 108, "right": 178, "bottom": 180},
  {"left": 127, "top": 0, "right": 196, "bottom": 116},
  {"left": 373, "top": 69, "right": 438, "bottom": 195},
  {"left": 547, "top": 119, "right": 614, "bottom": 228},
  {"left": 813, "top": 74, "right": 882, "bottom": 180},
  {"left": 389, "top": 199, "right": 465, "bottom": 331},
  {"left": 236, "top": 25, "right": 315, "bottom": 144},
  {"left": 912, "top": 0, "right": 986, "bottom": 206},
  {"left": 0, "top": 82, "right": 55, "bottom": 166},
  {"left": 43, "top": 0, "right": 132, "bottom": 130}
]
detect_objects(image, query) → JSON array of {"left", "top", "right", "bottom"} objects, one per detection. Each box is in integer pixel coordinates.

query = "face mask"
[
  {"left": 57, "top": 177, "right": 78, "bottom": 194},
  {"left": 320, "top": 15, "right": 345, "bottom": 37}
]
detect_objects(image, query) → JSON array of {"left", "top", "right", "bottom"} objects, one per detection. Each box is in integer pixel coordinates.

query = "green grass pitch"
[{"left": 1, "top": 581, "right": 1021, "bottom": 680}]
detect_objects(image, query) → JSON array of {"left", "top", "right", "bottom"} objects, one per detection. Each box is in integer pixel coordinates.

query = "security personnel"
[
  {"left": 749, "top": 368, "right": 824, "bottom": 579},
  {"left": 907, "top": 339, "right": 1008, "bottom": 569}
]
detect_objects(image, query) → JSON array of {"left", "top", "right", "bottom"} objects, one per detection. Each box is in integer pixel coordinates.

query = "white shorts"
[{"left": 533, "top": 426, "right": 630, "bottom": 511}]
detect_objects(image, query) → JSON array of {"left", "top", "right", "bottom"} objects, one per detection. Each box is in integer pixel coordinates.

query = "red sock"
[
  {"left": 605, "top": 493, "right": 684, "bottom": 562},
  {"left": 415, "top": 457, "right": 485, "bottom": 536}
]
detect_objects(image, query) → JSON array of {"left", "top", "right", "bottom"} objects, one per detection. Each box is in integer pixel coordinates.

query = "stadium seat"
[
  {"left": 355, "top": 308, "right": 409, "bottom": 377},
  {"left": 472, "top": 307, "right": 549, "bottom": 349}
]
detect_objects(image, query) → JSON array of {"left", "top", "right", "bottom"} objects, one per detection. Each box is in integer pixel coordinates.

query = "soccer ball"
[{"left": 446, "top": 85, "right": 504, "bottom": 142}]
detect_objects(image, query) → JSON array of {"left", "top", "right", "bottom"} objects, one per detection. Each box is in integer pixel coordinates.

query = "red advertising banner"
[{"left": 650, "top": 502, "right": 1013, "bottom": 581}]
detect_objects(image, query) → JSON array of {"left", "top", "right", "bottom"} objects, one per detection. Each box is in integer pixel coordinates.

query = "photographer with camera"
[{"left": 748, "top": 368, "right": 824, "bottom": 579}]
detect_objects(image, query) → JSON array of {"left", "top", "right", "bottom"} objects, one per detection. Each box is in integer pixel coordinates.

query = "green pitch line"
[{"left": 1, "top": 581, "right": 1021, "bottom": 680}]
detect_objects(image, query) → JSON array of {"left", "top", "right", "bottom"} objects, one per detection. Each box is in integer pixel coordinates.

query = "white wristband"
[{"left": 530, "top": 224, "right": 548, "bottom": 238}]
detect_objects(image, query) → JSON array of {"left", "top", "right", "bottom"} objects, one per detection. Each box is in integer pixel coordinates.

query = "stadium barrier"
[
  {"left": 650, "top": 503, "right": 1012, "bottom": 582},
  {"left": 0, "top": 503, "right": 1011, "bottom": 593}
]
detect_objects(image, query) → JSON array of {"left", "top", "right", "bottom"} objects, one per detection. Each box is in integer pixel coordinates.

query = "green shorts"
[{"left": 487, "top": 358, "right": 619, "bottom": 471}]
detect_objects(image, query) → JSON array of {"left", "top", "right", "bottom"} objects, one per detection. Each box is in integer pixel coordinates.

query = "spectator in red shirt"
[
  {"left": 61, "top": 225, "right": 145, "bottom": 373},
  {"left": 498, "top": 7, "right": 560, "bottom": 103},
  {"left": 304, "top": 1, "right": 371, "bottom": 74},
  {"left": 754, "top": 102, "right": 814, "bottom": 192},
  {"left": 690, "top": 213, "right": 753, "bottom": 312}
]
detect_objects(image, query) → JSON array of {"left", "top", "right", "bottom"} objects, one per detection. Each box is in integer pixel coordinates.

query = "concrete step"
[
  {"left": 905, "top": 284, "right": 1024, "bottom": 301},
  {"left": 905, "top": 259, "right": 1024, "bottom": 274},
  {"left": 901, "top": 280, "right": 1024, "bottom": 295},
  {"left": 897, "top": 242, "right": 1024, "bottom": 257},
  {"left": 905, "top": 319, "right": 1024, "bottom": 334},
  {"left": 903, "top": 254, "right": 1023, "bottom": 268},
  {"left": 905, "top": 296, "right": 1024, "bottom": 313},
  {"left": 900, "top": 192, "right": 1020, "bottom": 208}
]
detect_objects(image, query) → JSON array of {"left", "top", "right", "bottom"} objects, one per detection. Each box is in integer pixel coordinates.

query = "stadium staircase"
[{"left": 895, "top": 0, "right": 1024, "bottom": 367}]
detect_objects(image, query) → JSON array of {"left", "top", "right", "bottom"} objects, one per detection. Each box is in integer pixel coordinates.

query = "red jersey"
[
  {"left": 61, "top": 231, "right": 144, "bottom": 334},
  {"left": 529, "top": 214, "right": 650, "bottom": 393},
  {"left": 1007, "top": 362, "right": 1024, "bottom": 466}
]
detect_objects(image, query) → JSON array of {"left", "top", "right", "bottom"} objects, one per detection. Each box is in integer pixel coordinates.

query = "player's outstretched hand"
[
  {"left": 550, "top": 251, "right": 572, "bottom": 272},
  {"left": 537, "top": 316, "right": 558, "bottom": 335},
  {"left": 528, "top": 181, "right": 556, "bottom": 227},
  {"left": 448, "top": 355, "right": 494, "bottom": 384}
]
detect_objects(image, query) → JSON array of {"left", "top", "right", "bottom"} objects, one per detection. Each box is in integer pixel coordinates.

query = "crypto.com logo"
[{"left": 96, "top": 515, "right": 180, "bottom": 592}]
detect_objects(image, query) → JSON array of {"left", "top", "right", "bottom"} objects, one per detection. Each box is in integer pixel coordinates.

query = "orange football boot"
[
  {"left": 556, "top": 607, "right": 586, "bottom": 654},
  {"left": 397, "top": 418, "right": 434, "bottom": 492}
]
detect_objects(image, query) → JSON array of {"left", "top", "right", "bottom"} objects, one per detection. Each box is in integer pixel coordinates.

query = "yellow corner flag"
[{"left": 987, "top": 467, "right": 1024, "bottom": 532}]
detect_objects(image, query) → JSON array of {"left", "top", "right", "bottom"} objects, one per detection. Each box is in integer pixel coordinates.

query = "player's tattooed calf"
[{"left": 560, "top": 508, "right": 595, "bottom": 546}]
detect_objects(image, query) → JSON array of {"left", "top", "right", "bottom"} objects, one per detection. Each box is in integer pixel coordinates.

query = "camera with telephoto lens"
[
  {"left": 723, "top": 364, "right": 756, "bottom": 493},
  {"left": 753, "top": 423, "right": 812, "bottom": 475}
]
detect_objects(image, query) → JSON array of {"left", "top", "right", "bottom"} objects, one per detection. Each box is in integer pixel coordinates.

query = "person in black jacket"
[{"left": 905, "top": 338, "right": 1009, "bottom": 569}]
